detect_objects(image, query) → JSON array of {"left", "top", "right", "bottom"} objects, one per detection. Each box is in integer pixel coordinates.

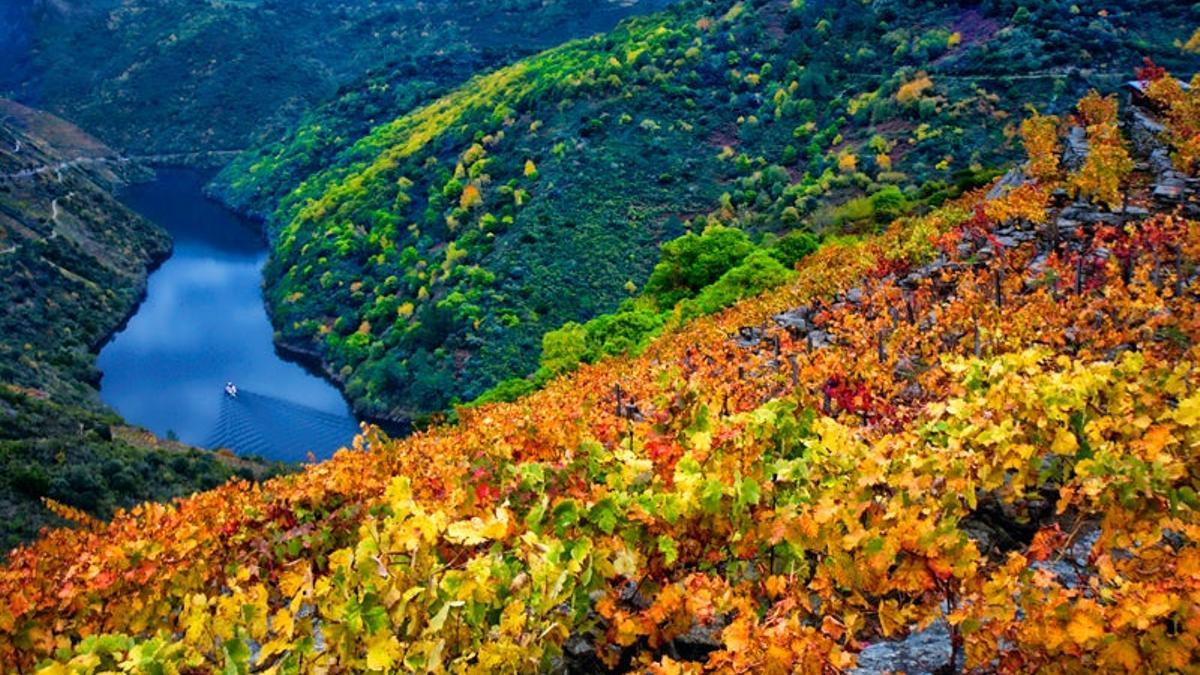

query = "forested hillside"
[
  {"left": 0, "top": 101, "right": 267, "bottom": 549},
  {"left": 251, "top": 0, "right": 1198, "bottom": 425},
  {"left": 207, "top": 0, "right": 675, "bottom": 219},
  {"left": 3, "top": 0, "right": 671, "bottom": 157},
  {"left": 6, "top": 75, "right": 1200, "bottom": 672}
]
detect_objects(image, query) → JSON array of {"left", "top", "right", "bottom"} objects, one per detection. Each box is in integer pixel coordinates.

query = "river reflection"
[{"left": 98, "top": 167, "right": 357, "bottom": 461}]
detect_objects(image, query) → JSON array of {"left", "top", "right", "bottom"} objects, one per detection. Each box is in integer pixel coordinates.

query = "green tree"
[
  {"left": 644, "top": 225, "right": 754, "bottom": 309},
  {"left": 540, "top": 322, "right": 588, "bottom": 376}
]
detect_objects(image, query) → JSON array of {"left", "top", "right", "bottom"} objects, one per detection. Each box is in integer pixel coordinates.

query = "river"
[{"left": 97, "top": 167, "right": 358, "bottom": 462}]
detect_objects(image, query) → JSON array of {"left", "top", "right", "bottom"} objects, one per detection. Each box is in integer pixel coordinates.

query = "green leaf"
[
  {"left": 552, "top": 499, "right": 580, "bottom": 534},
  {"left": 676, "top": 454, "right": 702, "bottom": 476},
  {"left": 589, "top": 497, "right": 619, "bottom": 534},
  {"left": 659, "top": 494, "right": 683, "bottom": 525},
  {"left": 363, "top": 598, "right": 388, "bottom": 634},
  {"left": 736, "top": 476, "right": 761, "bottom": 508},
  {"left": 426, "top": 602, "right": 453, "bottom": 633},
  {"left": 700, "top": 479, "right": 725, "bottom": 513},
  {"left": 525, "top": 497, "right": 548, "bottom": 533},
  {"left": 1178, "top": 486, "right": 1200, "bottom": 510},
  {"left": 657, "top": 535, "right": 679, "bottom": 566},
  {"left": 519, "top": 463, "right": 546, "bottom": 490},
  {"left": 222, "top": 638, "right": 250, "bottom": 675}
]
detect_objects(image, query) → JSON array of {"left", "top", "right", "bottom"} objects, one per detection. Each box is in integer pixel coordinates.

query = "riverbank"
[{"left": 0, "top": 108, "right": 265, "bottom": 551}]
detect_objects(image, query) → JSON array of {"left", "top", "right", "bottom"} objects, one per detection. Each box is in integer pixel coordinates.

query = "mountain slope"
[
  {"left": 257, "top": 0, "right": 1198, "bottom": 424},
  {"left": 0, "top": 100, "right": 263, "bottom": 549},
  {"left": 206, "top": 0, "right": 676, "bottom": 219},
  {"left": 5, "top": 80, "right": 1200, "bottom": 671},
  {"left": 4, "top": 0, "right": 672, "bottom": 158}
]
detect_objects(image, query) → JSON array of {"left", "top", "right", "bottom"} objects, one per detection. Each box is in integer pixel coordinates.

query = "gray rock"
[
  {"left": 1030, "top": 526, "right": 1100, "bottom": 590},
  {"left": 852, "top": 620, "right": 953, "bottom": 675},
  {"left": 987, "top": 167, "right": 1031, "bottom": 201},
  {"left": 1063, "top": 126, "right": 1089, "bottom": 171},
  {"left": 808, "top": 330, "right": 832, "bottom": 349},
  {"left": 1149, "top": 148, "right": 1174, "bottom": 175},
  {"left": 1153, "top": 187, "right": 1183, "bottom": 202},
  {"left": 565, "top": 635, "right": 595, "bottom": 658},
  {"left": 994, "top": 234, "right": 1020, "bottom": 249},
  {"left": 734, "top": 326, "right": 765, "bottom": 347},
  {"left": 773, "top": 309, "right": 810, "bottom": 334},
  {"left": 1056, "top": 218, "right": 1081, "bottom": 234},
  {"left": 676, "top": 619, "right": 725, "bottom": 649}
]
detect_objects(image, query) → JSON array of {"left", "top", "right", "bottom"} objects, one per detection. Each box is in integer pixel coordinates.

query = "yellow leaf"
[
  {"left": 1100, "top": 638, "right": 1142, "bottom": 671},
  {"left": 445, "top": 508, "right": 510, "bottom": 545},
  {"left": 366, "top": 634, "right": 403, "bottom": 671},
  {"left": 1051, "top": 428, "right": 1078, "bottom": 455},
  {"left": 1175, "top": 393, "right": 1200, "bottom": 427},
  {"left": 1138, "top": 425, "right": 1174, "bottom": 461},
  {"left": 1067, "top": 606, "right": 1105, "bottom": 645},
  {"left": 878, "top": 600, "right": 904, "bottom": 638},
  {"left": 499, "top": 599, "right": 527, "bottom": 636},
  {"left": 612, "top": 547, "right": 639, "bottom": 578}
]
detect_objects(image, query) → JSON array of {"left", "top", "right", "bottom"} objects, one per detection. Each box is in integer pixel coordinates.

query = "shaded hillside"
[
  {"left": 5, "top": 81, "right": 1200, "bottom": 672},
  {"left": 0, "top": 101, "right": 269, "bottom": 549},
  {"left": 256, "top": 0, "right": 1198, "bottom": 424},
  {"left": 4, "top": 0, "right": 672, "bottom": 158}
]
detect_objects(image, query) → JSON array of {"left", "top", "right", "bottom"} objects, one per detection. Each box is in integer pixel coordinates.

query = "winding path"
[{"left": 0, "top": 149, "right": 244, "bottom": 182}]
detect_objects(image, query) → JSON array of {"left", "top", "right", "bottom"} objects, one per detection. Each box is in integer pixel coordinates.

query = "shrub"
[
  {"left": 471, "top": 377, "right": 536, "bottom": 406},
  {"left": 769, "top": 230, "right": 820, "bottom": 268},
  {"left": 644, "top": 225, "right": 754, "bottom": 309},
  {"left": 540, "top": 322, "right": 588, "bottom": 376},
  {"left": 684, "top": 250, "right": 797, "bottom": 318},
  {"left": 584, "top": 308, "right": 666, "bottom": 360}
]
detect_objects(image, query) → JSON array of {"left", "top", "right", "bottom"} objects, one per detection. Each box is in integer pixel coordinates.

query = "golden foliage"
[
  {"left": 896, "top": 74, "right": 933, "bottom": 104},
  {"left": 1019, "top": 111, "right": 1060, "bottom": 180},
  {"left": 4, "top": 88, "right": 1200, "bottom": 675}
]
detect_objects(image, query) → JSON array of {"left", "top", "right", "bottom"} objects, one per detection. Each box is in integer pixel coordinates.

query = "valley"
[
  {"left": 0, "top": 0, "right": 678, "bottom": 550},
  {"left": 0, "top": 0, "right": 1199, "bottom": 672},
  {"left": 0, "top": 100, "right": 271, "bottom": 550}
]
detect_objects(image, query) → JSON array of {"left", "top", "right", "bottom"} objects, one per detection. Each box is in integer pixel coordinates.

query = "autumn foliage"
[
  {"left": 1070, "top": 91, "right": 1134, "bottom": 209},
  {"left": 1019, "top": 111, "right": 1060, "bottom": 181},
  {"left": 1144, "top": 73, "right": 1200, "bottom": 175},
  {"left": 3, "top": 89, "right": 1200, "bottom": 674}
]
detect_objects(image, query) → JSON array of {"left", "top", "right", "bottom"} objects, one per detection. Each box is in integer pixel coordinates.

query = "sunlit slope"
[{"left": 5, "top": 80, "right": 1200, "bottom": 671}]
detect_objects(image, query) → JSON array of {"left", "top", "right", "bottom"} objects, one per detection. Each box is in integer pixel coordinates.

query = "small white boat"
[{"left": 224, "top": 382, "right": 239, "bottom": 397}]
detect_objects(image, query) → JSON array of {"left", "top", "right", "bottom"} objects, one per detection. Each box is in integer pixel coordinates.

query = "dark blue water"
[{"left": 98, "top": 167, "right": 358, "bottom": 462}]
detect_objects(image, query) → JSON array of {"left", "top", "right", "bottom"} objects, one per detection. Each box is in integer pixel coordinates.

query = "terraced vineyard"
[{"left": 5, "top": 76, "right": 1200, "bottom": 672}]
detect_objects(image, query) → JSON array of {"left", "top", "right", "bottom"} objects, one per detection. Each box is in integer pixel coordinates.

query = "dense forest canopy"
[{"left": 3, "top": 0, "right": 672, "bottom": 155}]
